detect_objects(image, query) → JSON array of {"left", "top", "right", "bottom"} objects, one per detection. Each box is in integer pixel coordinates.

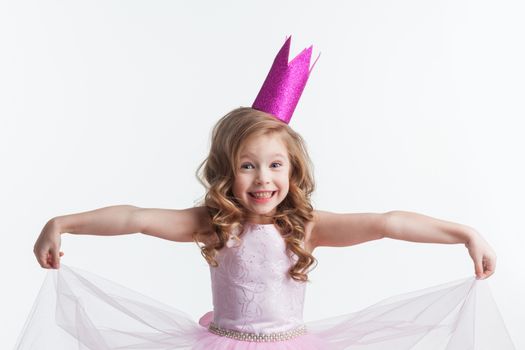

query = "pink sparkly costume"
[{"left": 15, "top": 224, "right": 514, "bottom": 349}]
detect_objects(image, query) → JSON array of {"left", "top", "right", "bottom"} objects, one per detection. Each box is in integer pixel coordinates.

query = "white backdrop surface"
[{"left": 1, "top": 0, "right": 523, "bottom": 348}]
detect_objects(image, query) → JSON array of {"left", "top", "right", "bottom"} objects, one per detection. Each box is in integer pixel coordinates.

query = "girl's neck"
[
  {"left": 242, "top": 215, "right": 275, "bottom": 225},
  {"left": 243, "top": 218, "right": 275, "bottom": 226}
]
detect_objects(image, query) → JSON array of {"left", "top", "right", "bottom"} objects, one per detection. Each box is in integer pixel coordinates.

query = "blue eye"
[{"left": 241, "top": 162, "right": 282, "bottom": 169}]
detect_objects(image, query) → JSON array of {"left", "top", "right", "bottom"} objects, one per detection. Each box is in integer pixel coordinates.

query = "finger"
[
  {"left": 475, "top": 258, "right": 484, "bottom": 279},
  {"left": 50, "top": 249, "right": 60, "bottom": 269},
  {"left": 484, "top": 259, "right": 495, "bottom": 277},
  {"left": 41, "top": 253, "right": 53, "bottom": 269},
  {"left": 38, "top": 253, "right": 50, "bottom": 268},
  {"left": 45, "top": 253, "right": 55, "bottom": 269}
]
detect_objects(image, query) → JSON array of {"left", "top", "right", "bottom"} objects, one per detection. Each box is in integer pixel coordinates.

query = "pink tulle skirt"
[{"left": 14, "top": 265, "right": 515, "bottom": 349}]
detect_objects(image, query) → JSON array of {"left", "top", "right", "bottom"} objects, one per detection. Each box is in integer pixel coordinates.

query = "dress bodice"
[{"left": 209, "top": 223, "right": 306, "bottom": 334}]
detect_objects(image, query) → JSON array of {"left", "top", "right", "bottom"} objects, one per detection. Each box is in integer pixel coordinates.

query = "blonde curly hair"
[{"left": 194, "top": 107, "right": 317, "bottom": 282}]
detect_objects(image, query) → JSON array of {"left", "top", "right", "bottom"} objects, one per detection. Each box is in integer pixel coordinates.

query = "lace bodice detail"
[{"left": 209, "top": 223, "right": 306, "bottom": 334}]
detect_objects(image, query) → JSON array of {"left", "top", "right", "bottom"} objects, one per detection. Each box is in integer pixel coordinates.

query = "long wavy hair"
[{"left": 194, "top": 106, "right": 317, "bottom": 282}]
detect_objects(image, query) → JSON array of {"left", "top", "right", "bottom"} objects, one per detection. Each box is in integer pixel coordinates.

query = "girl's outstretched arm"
[
  {"left": 384, "top": 210, "right": 496, "bottom": 279},
  {"left": 34, "top": 205, "right": 212, "bottom": 269},
  {"left": 34, "top": 205, "right": 143, "bottom": 269},
  {"left": 310, "top": 210, "right": 496, "bottom": 279}
]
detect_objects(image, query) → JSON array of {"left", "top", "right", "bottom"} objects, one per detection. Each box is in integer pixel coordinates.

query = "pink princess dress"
[{"left": 15, "top": 223, "right": 515, "bottom": 349}]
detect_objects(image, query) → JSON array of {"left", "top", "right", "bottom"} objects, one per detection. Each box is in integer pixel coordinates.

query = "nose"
[
  {"left": 256, "top": 178, "right": 270, "bottom": 185},
  {"left": 255, "top": 169, "right": 271, "bottom": 185}
]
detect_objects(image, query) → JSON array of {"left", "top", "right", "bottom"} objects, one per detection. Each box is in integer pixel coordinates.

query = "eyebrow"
[{"left": 240, "top": 152, "right": 287, "bottom": 159}]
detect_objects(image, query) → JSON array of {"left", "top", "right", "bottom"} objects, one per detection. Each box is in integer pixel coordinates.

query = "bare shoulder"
[
  {"left": 306, "top": 209, "right": 387, "bottom": 249},
  {"left": 135, "top": 206, "right": 213, "bottom": 243}
]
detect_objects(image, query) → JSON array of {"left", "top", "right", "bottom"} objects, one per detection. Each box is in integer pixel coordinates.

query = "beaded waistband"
[{"left": 208, "top": 322, "right": 306, "bottom": 342}]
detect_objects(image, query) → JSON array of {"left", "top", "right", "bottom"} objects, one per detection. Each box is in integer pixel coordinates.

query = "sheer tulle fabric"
[{"left": 15, "top": 264, "right": 514, "bottom": 350}]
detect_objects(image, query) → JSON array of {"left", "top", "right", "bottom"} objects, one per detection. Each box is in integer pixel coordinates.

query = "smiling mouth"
[{"left": 249, "top": 191, "right": 276, "bottom": 199}]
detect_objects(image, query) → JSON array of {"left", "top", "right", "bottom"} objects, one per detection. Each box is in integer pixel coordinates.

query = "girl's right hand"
[{"left": 33, "top": 219, "right": 65, "bottom": 269}]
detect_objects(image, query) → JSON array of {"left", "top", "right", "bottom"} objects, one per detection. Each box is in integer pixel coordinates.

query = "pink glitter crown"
[{"left": 252, "top": 36, "right": 320, "bottom": 124}]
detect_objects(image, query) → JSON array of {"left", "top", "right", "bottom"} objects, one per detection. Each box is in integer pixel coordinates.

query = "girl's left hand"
[{"left": 464, "top": 229, "right": 497, "bottom": 280}]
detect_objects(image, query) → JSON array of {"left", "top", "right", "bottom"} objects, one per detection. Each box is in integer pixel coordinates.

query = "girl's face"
[{"left": 233, "top": 133, "right": 290, "bottom": 224}]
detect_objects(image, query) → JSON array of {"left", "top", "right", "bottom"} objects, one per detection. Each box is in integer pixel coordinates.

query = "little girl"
[{"left": 21, "top": 37, "right": 513, "bottom": 350}]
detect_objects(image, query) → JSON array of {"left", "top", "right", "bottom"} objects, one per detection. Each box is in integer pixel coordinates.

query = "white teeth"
[{"left": 251, "top": 191, "right": 273, "bottom": 199}]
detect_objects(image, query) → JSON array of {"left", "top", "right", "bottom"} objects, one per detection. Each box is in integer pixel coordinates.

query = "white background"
[{"left": 1, "top": 0, "right": 524, "bottom": 348}]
